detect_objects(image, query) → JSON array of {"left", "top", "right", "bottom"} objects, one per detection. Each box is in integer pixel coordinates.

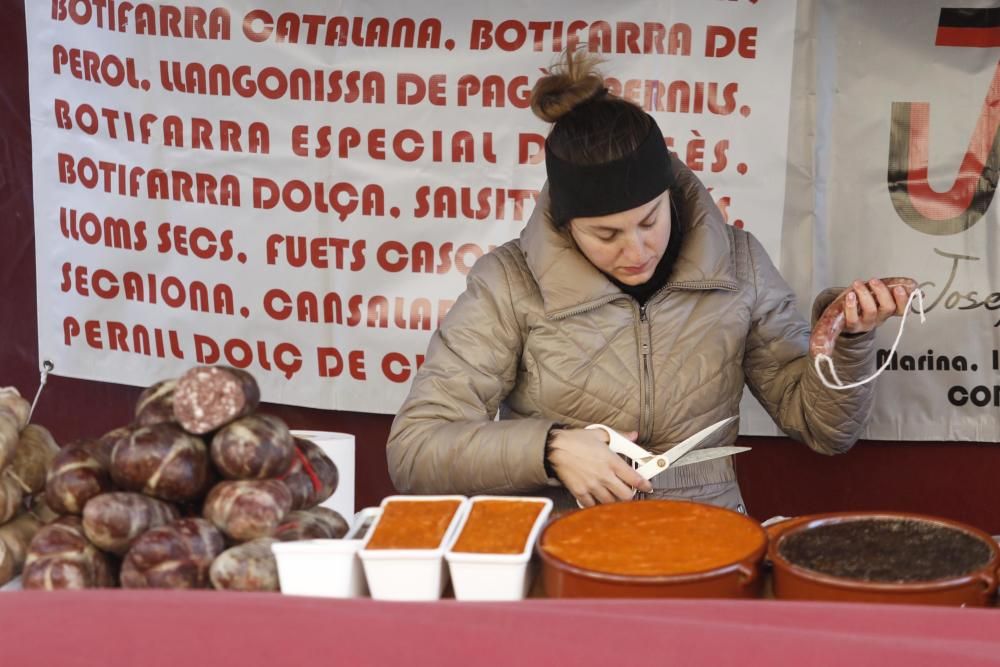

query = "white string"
[
  {"left": 28, "top": 360, "right": 53, "bottom": 422},
  {"left": 815, "top": 289, "right": 926, "bottom": 390}
]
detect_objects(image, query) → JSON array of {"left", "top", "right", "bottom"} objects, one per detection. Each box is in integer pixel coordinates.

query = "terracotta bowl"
[
  {"left": 538, "top": 499, "right": 767, "bottom": 599},
  {"left": 768, "top": 511, "right": 1000, "bottom": 606}
]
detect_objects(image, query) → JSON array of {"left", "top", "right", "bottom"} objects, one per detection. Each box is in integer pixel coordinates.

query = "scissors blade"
[
  {"left": 634, "top": 416, "right": 739, "bottom": 480},
  {"left": 665, "top": 415, "right": 739, "bottom": 466},
  {"left": 665, "top": 446, "right": 751, "bottom": 468}
]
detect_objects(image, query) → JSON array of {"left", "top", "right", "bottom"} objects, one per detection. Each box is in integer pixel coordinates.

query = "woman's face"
[{"left": 568, "top": 191, "right": 671, "bottom": 286}]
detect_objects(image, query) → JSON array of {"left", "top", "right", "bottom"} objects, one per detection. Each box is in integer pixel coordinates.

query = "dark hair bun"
[{"left": 530, "top": 49, "right": 606, "bottom": 123}]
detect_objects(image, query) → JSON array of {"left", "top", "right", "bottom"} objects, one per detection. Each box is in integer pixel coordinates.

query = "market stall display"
[
  {"left": 20, "top": 365, "right": 346, "bottom": 593},
  {"left": 6, "top": 365, "right": 998, "bottom": 606}
]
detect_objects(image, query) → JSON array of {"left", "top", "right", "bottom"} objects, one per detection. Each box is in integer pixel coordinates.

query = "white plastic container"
[
  {"left": 445, "top": 496, "right": 553, "bottom": 601},
  {"left": 358, "top": 495, "right": 468, "bottom": 601},
  {"left": 271, "top": 507, "right": 381, "bottom": 598}
]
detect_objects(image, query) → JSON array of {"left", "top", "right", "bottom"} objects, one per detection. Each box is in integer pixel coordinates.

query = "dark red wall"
[{"left": 3, "top": 3, "right": 996, "bottom": 532}]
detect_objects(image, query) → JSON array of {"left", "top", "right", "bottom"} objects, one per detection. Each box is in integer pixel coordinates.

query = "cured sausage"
[
  {"left": 203, "top": 480, "right": 292, "bottom": 542},
  {"left": 22, "top": 517, "right": 116, "bottom": 590},
  {"left": 0, "top": 475, "right": 23, "bottom": 524},
  {"left": 278, "top": 449, "right": 309, "bottom": 509},
  {"left": 209, "top": 538, "right": 279, "bottom": 592},
  {"left": 0, "top": 387, "right": 31, "bottom": 431},
  {"left": 280, "top": 438, "right": 338, "bottom": 510},
  {"left": 120, "top": 517, "right": 224, "bottom": 589},
  {"left": 5, "top": 424, "right": 60, "bottom": 494},
  {"left": 272, "top": 507, "right": 350, "bottom": 541},
  {"left": 92, "top": 426, "right": 132, "bottom": 467},
  {"left": 0, "top": 508, "right": 46, "bottom": 585},
  {"left": 210, "top": 414, "right": 294, "bottom": 480},
  {"left": 809, "top": 277, "right": 919, "bottom": 358},
  {"left": 0, "top": 411, "right": 19, "bottom": 472},
  {"left": 172, "top": 366, "right": 260, "bottom": 435},
  {"left": 109, "top": 423, "right": 210, "bottom": 503},
  {"left": 82, "top": 492, "right": 180, "bottom": 556},
  {"left": 134, "top": 379, "right": 178, "bottom": 427},
  {"left": 46, "top": 440, "right": 114, "bottom": 515}
]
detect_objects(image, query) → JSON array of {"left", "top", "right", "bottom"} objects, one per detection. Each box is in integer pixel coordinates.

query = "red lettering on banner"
[
  {"left": 58, "top": 153, "right": 241, "bottom": 206},
  {"left": 159, "top": 62, "right": 386, "bottom": 104},
  {"left": 265, "top": 235, "right": 366, "bottom": 270},
  {"left": 252, "top": 177, "right": 383, "bottom": 219},
  {"left": 317, "top": 348, "right": 367, "bottom": 380},
  {"left": 686, "top": 131, "right": 705, "bottom": 171},
  {"left": 63, "top": 316, "right": 80, "bottom": 345},
  {"left": 52, "top": 45, "right": 143, "bottom": 89},
  {"left": 54, "top": 98, "right": 72, "bottom": 129},
  {"left": 704, "top": 187, "right": 741, "bottom": 228},
  {"left": 712, "top": 140, "right": 730, "bottom": 173},
  {"left": 396, "top": 73, "right": 447, "bottom": 106},
  {"left": 55, "top": 100, "right": 156, "bottom": 143},
  {"left": 62, "top": 317, "right": 185, "bottom": 359},
  {"left": 381, "top": 352, "right": 425, "bottom": 383},
  {"left": 242, "top": 12, "right": 442, "bottom": 48},
  {"left": 704, "top": 26, "right": 758, "bottom": 59},
  {"left": 414, "top": 186, "right": 538, "bottom": 221},
  {"left": 194, "top": 335, "right": 303, "bottom": 379},
  {"left": 263, "top": 289, "right": 453, "bottom": 330},
  {"left": 469, "top": 19, "right": 691, "bottom": 55},
  {"left": 663, "top": 132, "right": 733, "bottom": 173},
  {"left": 52, "top": 1, "right": 231, "bottom": 39},
  {"left": 518, "top": 133, "right": 545, "bottom": 164},
  {"left": 292, "top": 124, "right": 496, "bottom": 163},
  {"left": 605, "top": 78, "right": 739, "bottom": 115},
  {"left": 155, "top": 223, "right": 234, "bottom": 261},
  {"left": 49, "top": 100, "right": 270, "bottom": 153},
  {"left": 375, "top": 240, "right": 494, "bottom": 275},
  {"left": 60, "top": 262, "right": 235, "bottom": 314},
  {"left": 60, "top": 207, "right": 148, "bottom": 251},
  {"left": 456, "top": 74, "right": 532, "bottom": 108}
]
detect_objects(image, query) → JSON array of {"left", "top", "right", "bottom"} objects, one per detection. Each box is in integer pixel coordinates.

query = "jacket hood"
[{"left": 520, "top": 157, "right": 738, "bottom": 317}]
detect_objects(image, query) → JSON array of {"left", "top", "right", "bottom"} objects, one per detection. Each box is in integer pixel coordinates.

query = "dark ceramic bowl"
[{"left": 768, "top": 511, "right": 999, "bottom": 606}]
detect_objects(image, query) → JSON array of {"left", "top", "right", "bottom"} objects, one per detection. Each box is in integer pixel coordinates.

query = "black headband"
[{"left": 545, "top": 115, "right": 673, "bottom": 222}]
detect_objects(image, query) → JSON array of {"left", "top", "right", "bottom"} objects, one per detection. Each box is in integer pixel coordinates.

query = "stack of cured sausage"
[
  {"left": 0, "top": 388, "right": 61, "bottom": 588},
  {"left": 25, "top": 365, "right": 347, "bottom": 592}
]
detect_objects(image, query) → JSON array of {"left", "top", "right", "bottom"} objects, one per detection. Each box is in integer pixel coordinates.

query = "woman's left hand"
[{"left": 842, "top": 278, "right": 910, "bottom": 334}]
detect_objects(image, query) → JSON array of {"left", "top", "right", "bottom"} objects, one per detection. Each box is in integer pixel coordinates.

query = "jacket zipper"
[
  {"left": 633, "top": 280, "right": 738, "bottom": 442},
  {"left": 549, "top": 294, "right": 621, "bottom": 320},
  {"left": 637, "top": 302, "right": 653, "bottom": 444}
]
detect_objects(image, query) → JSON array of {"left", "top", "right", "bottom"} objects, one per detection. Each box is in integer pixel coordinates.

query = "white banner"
[
  {"left": 27, "top": 0, "right": 796, "bottom": 415},
  {"left": 800, "top": 0, "right": 1000, "bottom": 440}
]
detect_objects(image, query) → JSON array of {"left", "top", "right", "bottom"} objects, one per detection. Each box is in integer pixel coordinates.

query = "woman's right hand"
[{"left": 547, "top": 427, "right": 654, "bottom": 507}]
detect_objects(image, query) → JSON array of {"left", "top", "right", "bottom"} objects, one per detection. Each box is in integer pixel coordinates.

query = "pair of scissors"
[{"left": 586, "top": 415, "right": 748, "bottom": 482}]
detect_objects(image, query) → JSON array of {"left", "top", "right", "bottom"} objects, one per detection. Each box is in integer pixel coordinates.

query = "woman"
[{"left": 386, "top": 50, "right": 909, "bottom": 511}]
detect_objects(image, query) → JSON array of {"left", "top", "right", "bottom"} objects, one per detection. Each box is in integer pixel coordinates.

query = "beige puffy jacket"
[{"left": 387, "top": 160, "right": 877, "bottom": 507}]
